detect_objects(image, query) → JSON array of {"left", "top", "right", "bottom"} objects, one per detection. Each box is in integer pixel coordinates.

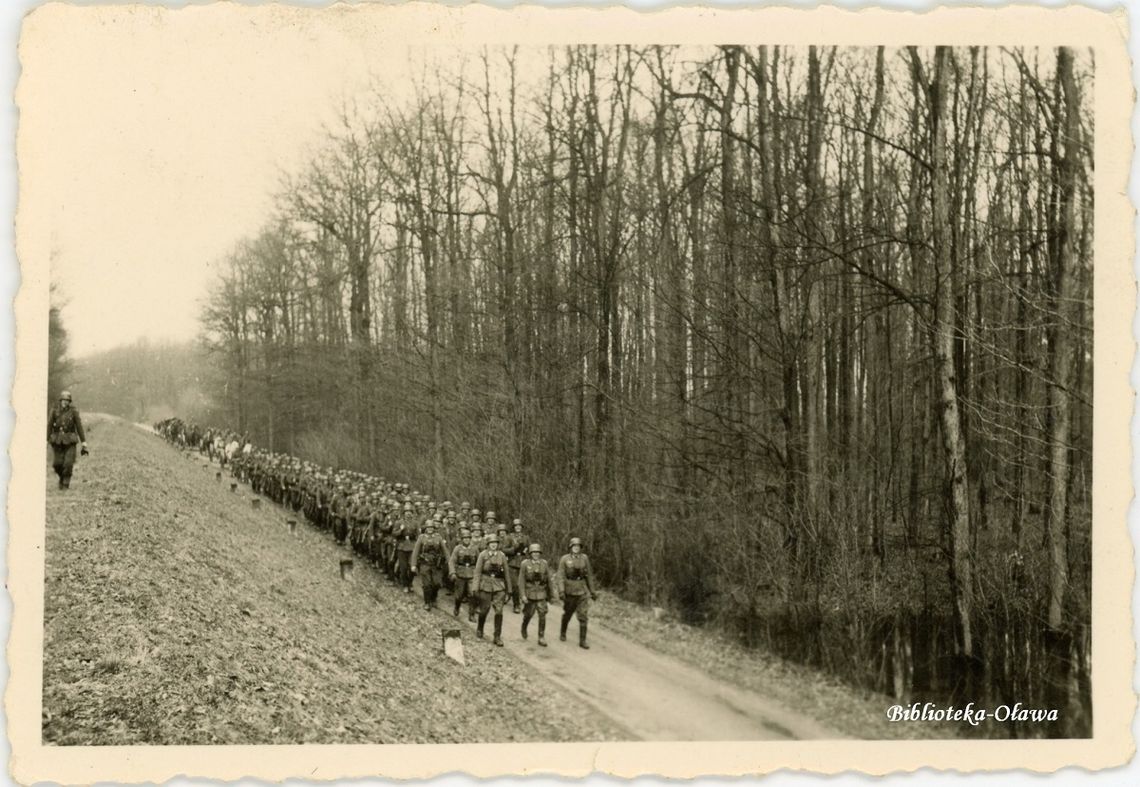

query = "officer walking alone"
[{"left": 47, "top": 390, "right": 88, "bottom": 490}]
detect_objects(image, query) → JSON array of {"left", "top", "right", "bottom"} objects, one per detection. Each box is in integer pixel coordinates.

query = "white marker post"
[{"left": 442, "top": 627, "right": 465, "bottom": 665}]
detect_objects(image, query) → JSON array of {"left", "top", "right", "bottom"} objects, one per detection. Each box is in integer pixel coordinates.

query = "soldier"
[
  {"left": 47, "top": 390, "right": 88, "bottom": 490},
  {"left": 330, "top": 485, "right": 349, "bottom": 545},
  {"left": 471, "top": 532, "right": 512, "bottom": 646},
  {"left": 448, "top": 527, "right": 480, "bottom": 621},
  {"left": 494, "top": 524, "right": 509, "bottom": 571},
  {"left": 441, "top": 512, "right": 459, "bottom": 592},
  {"left": 411, "top": 517, "right": 449, "bottom": 611},
  {"left": 518, "top": 543, "right": 557, "bottom": 647},
  {"left": 557, "top": 537, "right": 597, "bottom": 649},
  {"left": 366, "top": 499, "right": 384, "bottom": 566},
  {"left": 382, "top": 505, "right": 399, "bottom": 580},
  {"left": 506, "top": 518, "right": 528, "bottom": 613},
  {"left": 394, "top": 504, "right": 419, "bottom": 593}
]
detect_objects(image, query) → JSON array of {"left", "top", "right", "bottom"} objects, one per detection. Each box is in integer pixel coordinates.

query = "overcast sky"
[{"left": 20, "top": 5, "right": 419, "bottom": 357}]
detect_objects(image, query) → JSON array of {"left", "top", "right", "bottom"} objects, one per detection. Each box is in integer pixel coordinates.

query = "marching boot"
[
  {"left": 453, "top": 599, "right": 462, "bottom": 617},
  {"left": 579, "top": 621, "right": 590, "bottom": 650},
  {"left": 476, "top": 612, "right": 487, "bottom": 639},
  {"left": 521, "top": 611, "right": 531, "bottom": 640},
  {"left": 493, "top": 613, "right": 504, "bottom": 646},
  {"left": 537, "top": 617, "right": 547, "bottom": 647},
  {"left": 560, "top": 612, "right": 570, "bottom": 642}
]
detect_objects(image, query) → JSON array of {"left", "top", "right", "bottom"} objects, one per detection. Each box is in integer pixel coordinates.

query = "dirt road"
[
  {"left": 456, "top": 607, "right": 841, "bottom": 740},
  {"left": 47, "top": 417, "right": 843, "bottom": 742}
]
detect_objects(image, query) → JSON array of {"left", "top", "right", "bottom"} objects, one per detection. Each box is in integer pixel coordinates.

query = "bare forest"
[{"left": 186, "top": 46, "right": 1093, "bottom": 736}]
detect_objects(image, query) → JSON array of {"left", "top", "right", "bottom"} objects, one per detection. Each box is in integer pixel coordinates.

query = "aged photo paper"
[{"left": 7, "top": 2, "right": 1135, "bottom": 782}]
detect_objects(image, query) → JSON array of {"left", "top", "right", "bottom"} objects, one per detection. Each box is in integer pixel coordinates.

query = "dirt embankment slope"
[{"left": 43, "top": 418, "right": 626, "bottom": 744}]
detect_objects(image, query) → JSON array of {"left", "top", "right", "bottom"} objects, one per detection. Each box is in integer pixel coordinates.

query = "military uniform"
[
  {"left": 330, "top": 489, "right": 350, "bottom": 545},
  {"left": 411, "top": 528, "right": 449, "bottom": 610},
  {"left": 381, "top": 513, "right": 398, "bottom": 579},
  {"left": 394, "top": 514, "right": 419, "bottom": 592},
  {"left": 506, "top": 526, "right": 528, "bottom": 612},
  {"left": 47, "top": 400, "right": 86, "bottom": 489},
  {"left": 557, "top": 546, "right": 597, "bottom": 648},
  {"left": 472, "top": 543, "right": 512, "bottom": 645},
  {"left": 449, "top": 539, "right": 481, "bottom": 621},
  {"left": 518, "top": 549, "right": 557, "bottom": 646}
]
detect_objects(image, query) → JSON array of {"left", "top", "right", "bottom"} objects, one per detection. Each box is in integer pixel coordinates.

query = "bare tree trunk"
[
  {"left": 1045, "top": 46, "right": 1079, "bottom": 633},
  {"left": 926, "top": 45, "right": 974, "bottom": 658}
]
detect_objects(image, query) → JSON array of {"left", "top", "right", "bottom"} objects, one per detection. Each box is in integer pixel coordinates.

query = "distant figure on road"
[
  {"left": 557, "top": 537, "right": 597, "bottom": 649},
  {"left": 47, "top": 390, "right": 88, "bottom": 490}
]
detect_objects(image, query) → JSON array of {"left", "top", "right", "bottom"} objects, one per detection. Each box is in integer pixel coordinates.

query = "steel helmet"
[
  {"left": 486, "top": 510, "right": 497, "bottom": 520},
  {"left": 424, "top": 520, "right": 436, "bottom": 530},
  {"left": 60, "top": 390, "right": 72, "bottom": 401},
  {"left": 486, "top": 534, "right": 500, "bottom": 546},
  {"left": 569, "top": 537, "right": 583, "bottom": 548},
  {"left": 461, "top": 501, "right": 471, "bottom": 510},
  {"left": 432, "top": 512, "right": 443, "bottom": 522},
  {"left": 528, "top": 543, "right": 542, "bottom": 554},
  {"left": 512, "top": 518, "right": 523, "bottom": 528},
  {"left": 471, "top": 508, "right": 482, "bottom": 517}
]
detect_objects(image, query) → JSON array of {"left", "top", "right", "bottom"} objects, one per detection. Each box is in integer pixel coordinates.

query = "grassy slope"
[{"left": 42, "top": 418, "right": 626, "bottom": 745}]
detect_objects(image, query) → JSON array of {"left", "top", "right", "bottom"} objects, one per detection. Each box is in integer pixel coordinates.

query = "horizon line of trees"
[{"left": 191, "top": 45, "right": 1091, "bottom": 736}]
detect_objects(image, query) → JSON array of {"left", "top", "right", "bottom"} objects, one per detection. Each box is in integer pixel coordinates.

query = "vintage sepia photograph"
[{"left": 7, "top": 2, "right": 1134, "bottom": 782}]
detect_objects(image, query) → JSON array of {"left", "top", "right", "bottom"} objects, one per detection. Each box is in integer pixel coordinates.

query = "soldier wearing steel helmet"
[
  {"left": 472, "top": 532, "right": 512, "bottom": 646},
  {"left": 506, "top": 518, "right": 528, "bottom": 613},
  {"left": 411, "top": 516, "right": 449, "bottom": 611},
  {"left": 394, "top": 503, "right": 420, "bottom": 593},
  {"left": 448, "top": 527, "right": 480, "bottom": 621},
  {"left": 557, "top": 537, "right": 597, "bottom": 649},
  {"left": 47, "top": 390, "right": 88, "bottom": 490},
  {"left": 518, "top": 543, "right": 557, "bottom": 647}
]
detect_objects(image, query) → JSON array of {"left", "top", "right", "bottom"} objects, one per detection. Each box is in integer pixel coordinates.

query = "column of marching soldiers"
[{"left": 154, "top": 418, "right": 598, "bottom": 649}]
